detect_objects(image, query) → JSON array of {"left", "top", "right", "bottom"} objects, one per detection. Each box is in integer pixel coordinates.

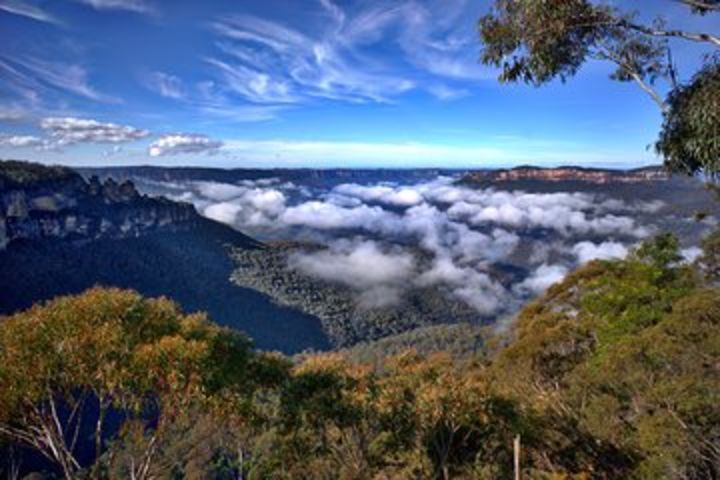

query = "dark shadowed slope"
[{"left": 0, "top": 161, "right": 328, "bottom": 353}]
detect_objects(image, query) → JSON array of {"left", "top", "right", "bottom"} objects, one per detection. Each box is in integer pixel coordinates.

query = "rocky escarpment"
[
  {"left": 0, "top": 161, "right": 327, "bottom": 353},
  {"left": 464, "top": 165, "right": 669, "bottom": 185},
  {"left": 0, "top": 160, "right": 198, "bottom": 250}
]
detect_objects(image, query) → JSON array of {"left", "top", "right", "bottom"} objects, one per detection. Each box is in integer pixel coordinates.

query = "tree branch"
[
  {"left": 95, "top": 398, "right": 110, "bottom": 478},
  {"left": 629, "top": 71, "right": 671, "bottom": 112},
  {"left": 594, "top": 43, "right": 670, "bottom": 112},
  {"left": 676, "top": 0, "right": 720, "bottom": 13},
  {"left": 621, "top": 19, "right": 720, "bottom": 48}
]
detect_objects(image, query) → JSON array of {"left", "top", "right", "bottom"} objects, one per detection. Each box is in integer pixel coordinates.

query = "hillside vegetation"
[
  {"left": 231, "top": 243, "right": 483, "bottom": 348},
  {"left": 1, "top": 229, "right": 718, "bottom": 479}
]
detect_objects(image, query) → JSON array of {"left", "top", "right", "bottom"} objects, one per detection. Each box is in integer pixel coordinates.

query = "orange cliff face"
[{"left": 464, "top": 166, "right": 669, "bottom": 185}]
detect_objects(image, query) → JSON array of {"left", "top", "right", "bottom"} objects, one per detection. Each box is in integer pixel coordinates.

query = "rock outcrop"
[{"left": 0, "top": 160, "right": 198, "bottom": 250}]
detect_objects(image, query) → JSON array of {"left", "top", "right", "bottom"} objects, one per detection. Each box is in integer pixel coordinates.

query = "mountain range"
[
  {"left": 2, "top": 160, "right": 717, "bottom": 355},
  {"left": 0, "top": 160, "right": 327, "bottom": 353}
]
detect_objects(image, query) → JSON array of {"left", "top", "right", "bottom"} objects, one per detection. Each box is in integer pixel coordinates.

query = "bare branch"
[
  {"left": 621, "top": 19, "right": 720, "bottom": 48},
  {"left": 95, "top": 399, "right": 110, "bottom": 475},
  {"left": 629, "top": 72, "right": 671, "bottom": 112},
  {"left": 594, "top": 43, "right": 670, "bottom": 112},
  {"left": 676, "top": 0, "right": 720, "bottom": 13}
]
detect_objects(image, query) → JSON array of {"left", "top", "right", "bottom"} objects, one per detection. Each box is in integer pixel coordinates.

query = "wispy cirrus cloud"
[
  {"left": 205, "top": 0, "right": 491, "bottom": 107},
  {"left": 205, "top": 57, "right": 300, "bottom": 104},
  {"left": 73, "top": 0, "right": 155, "bottom": 14},
  {"left": 140, "top": 72, "right": 287, "bottom": 122},
  {"left": 210, "top": 12, "right": 415, "bottom": 104},
  {"left": 426, "top": 84, "right": 470, "bottom": 101},
  {"left": 143, "top": 72, "right": 185, "bottom": 100},
  {"left": 394, "top": 0, "right": 491, "bottom": 81},
  {"left": 0, "top": 55, "right": 118, "bottom": 103},
  {"left": 0, "top": 0, "right": 61, "bottom": 25}
]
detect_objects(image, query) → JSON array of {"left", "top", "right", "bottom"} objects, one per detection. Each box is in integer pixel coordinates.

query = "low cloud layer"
[
  {"left": 289, "top": 240, "right": 415, "bottom": 308},
  {"left": 572, "top": 241, "right": 629, "bottom": 264},
  {"left": 149, "top": 174, "right": 698, "bottom": 318}
]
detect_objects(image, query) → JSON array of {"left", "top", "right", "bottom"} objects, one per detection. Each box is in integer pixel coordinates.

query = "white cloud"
[
  {"left": 290, "top": 240, "right": 415, "bottom": 288},
  {"left": 203, "top": 202, "right": 244, "bottom": 225},
  {"left": 40, "top": 117, "right": 149, "bottom": 146},
  {"left": 681, "top": 246, "right": 703, "bottom": 263},
  {"left": 416, "top": 256, "right": 509, "bottom": 315},
  {"left": 516, "top": 264, "right": 569, "bottom": 295},
  {"left": 445, "top": 189, "right": 647, "bottom": 237},
  {"left": 289, "top": 239, "right": 416, "bottom": 308},
  {"left": 333, "top": 183, "right": 424, "bottom": 207},
  {"left": 573, "top": 241, "right": 629, "bottom": 264},
  {"left": 281, "top": 201, "right": 394, "bottom": 231},
  {"left": 0, "top": 134, "right": 44, "bottom": 148},
  {"left": 148, "top": 134, "right": 223, "bottom": 157},
  {"left": 392, "top": 0, "right": 494, "bottom": 82},
  {"left": 194, "top": 181, "right": 247, "bottom": 201},
  {"left": 146, "top": 174, "right": 675, "bottom": 316}
]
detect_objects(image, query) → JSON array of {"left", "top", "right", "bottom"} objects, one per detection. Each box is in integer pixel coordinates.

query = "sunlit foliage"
[{"left": 1, "top": 233, "right": 719, "bottom": 478}]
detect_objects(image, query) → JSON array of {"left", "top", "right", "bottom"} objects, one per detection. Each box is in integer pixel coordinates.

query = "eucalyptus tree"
[
  {"left": 0, "top": 288, "right": 281, "bottom": 479},
  {"left": 478, "top": 0, "right": 719, "bottom": 179}
]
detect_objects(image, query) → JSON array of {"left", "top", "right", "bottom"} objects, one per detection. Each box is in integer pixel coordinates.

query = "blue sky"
[{"left": 0, "top": 0, "right": 715, "bottom": 168}]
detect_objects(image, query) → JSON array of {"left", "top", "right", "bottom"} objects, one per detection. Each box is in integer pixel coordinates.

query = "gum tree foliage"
[
  {"left": 478, "top": 0, "right": 720, "bottom": 179},
  {"left": 0, "top": 288, "right": 288, "bottom": 479},
  {"left": 658, "top": 61, "right": 720, "bottom": 180},
  {"left": 490, "top": 235, "right": 720, "bottom": 478},
  {"left": 699, "top": 227, "right": 720, "bottom": 281}
]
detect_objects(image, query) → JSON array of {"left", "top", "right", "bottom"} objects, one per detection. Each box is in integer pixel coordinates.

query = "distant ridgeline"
[
  {"left": 0, "top": 160, "right": 328, "bottom": 353},
  {"left": 76, "top": 165, "right": 460, "bottom": 187},
  {"left": 460, "top": 165, "right": 720, "bottom": 213},
  {"left": 464, "top": 165, "right": 669, "bottom": 185}
]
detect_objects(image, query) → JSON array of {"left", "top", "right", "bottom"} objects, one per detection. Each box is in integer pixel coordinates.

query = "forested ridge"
[{"left": 1, "top": 230, "right": 718, "bottom": 479}]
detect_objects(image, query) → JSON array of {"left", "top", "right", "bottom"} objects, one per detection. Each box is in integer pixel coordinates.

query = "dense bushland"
[{"left": 1, "top": 232, "right": 719, "bottom": 479}]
